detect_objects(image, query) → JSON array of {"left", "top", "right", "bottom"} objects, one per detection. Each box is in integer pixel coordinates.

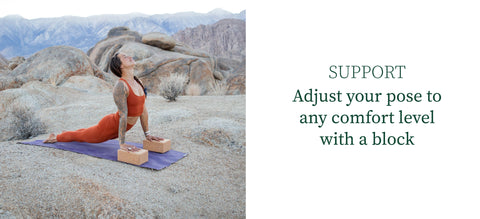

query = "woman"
[{"left": 44, "top": 52, "right": 163, "bottom": 151}]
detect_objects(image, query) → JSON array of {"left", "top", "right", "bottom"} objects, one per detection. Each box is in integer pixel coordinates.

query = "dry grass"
[
  {"left": 207, "top": 80, "right": 229, "bottom": 96},
  {"left": 159, "top": 73, "right": 188, "bottom": 101},
  {"left": 7, "top": 105, "right": 47, "bottom": 140}
]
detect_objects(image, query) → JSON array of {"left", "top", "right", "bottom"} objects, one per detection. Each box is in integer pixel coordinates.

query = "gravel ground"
[{"left": 0, "top": 94, "right": 245, "bottom": 218}]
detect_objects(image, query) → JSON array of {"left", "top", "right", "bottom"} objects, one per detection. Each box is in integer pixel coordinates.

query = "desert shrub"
[
  {"left": 207, "top": 80, "right": 229, "bottom": 96},
  {"left": 159, "top": 73, "right": 187, "bottom": 101},
  {"left": 8, "top": 105, "right": 47, "bottom": 140}
]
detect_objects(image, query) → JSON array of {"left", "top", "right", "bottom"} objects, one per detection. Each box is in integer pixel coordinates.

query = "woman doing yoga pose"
[{"left": 44, "top": 52, "right": 163, "bottom": 151}]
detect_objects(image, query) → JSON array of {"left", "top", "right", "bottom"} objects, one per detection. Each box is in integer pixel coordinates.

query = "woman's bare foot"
[{"left": 43, "top": 133, "right": 57, "bottom": 143}]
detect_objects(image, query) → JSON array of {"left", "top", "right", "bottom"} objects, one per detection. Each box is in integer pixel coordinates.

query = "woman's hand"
[
  {"left": 120, "top": 143, "right": 141, "bottom": 152},
  {"left": 146, "top": 135, "right": 164, "bottom": 142}
]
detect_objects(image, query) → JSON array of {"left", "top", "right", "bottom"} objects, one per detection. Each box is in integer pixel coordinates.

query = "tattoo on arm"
[{"left": 113, "top": 81, "right": 129, "bottom": 145}]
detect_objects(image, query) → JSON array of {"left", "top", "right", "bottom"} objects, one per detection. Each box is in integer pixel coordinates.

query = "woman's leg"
[
  {"left": 56, "top": 113, "right": 119, "bottom": 143},
  {"left": 45, "top": 112, "right": 135, "bottom": 144}
]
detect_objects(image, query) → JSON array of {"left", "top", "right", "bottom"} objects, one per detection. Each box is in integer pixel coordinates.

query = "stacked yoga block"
[{"left": 117, "top": 139, "right": 171, "bottom": 165}]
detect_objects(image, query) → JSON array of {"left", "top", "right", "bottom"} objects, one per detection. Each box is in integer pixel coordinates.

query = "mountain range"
[
  {"left": 173, "top": 19, "right": 245, "bottom": 62},
  {"left": 0, "top": 9, "right": 246, "bottom": 59}
]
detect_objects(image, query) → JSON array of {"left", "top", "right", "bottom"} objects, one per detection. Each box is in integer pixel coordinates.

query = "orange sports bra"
[{"left": 119, "top": 78, "right": 145, "bottom": 117}]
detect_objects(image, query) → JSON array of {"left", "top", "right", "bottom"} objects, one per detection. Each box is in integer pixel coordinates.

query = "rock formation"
[
  {"left": 172, "top": 19, "right": 246, "bottom": 95},
  {"left": 0, "top": 46, "right": 106, "bottom": 91},
  {"left": 88, "top": 27, "right": 218, "bottom": 95},
  {"left": 0, "top": 81, "right": 88, "bottom": 141},
  {"left": 226, "top": 74, "right": 246, "bottom": 95},
  {"left": 61, "top": 75, "right": 113, "bottom": 94},
  {"left": 107, "top": 26, "right": 142, "bottom": 40},
  {"left": 142, "top": 32, "right": 176, "bottom": 50},
  {"left": 173, "top": 19, "right": 246, "bottom": 62},
  {"left": 0, "top": 53, "right": 8, "bottom": 70},
  {"left": 8, "top": 56, "right": 25, "bottom": 70},
  {"left": 0, "top": 23, "right": 245, "bottom": 96}
]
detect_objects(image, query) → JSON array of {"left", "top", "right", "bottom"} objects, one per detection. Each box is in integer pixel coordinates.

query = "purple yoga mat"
[{"left": 18, "top": 140, "right": 187, "bottom": 170}]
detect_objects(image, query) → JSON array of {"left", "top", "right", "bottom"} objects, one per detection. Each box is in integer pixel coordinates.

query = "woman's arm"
[
  {"left": 140, "top": 105, "right": 149, "bottom": 135},
  {"left": 140, "top": 105, "right": 164, "bottom": 141},
  {"left": 113, "top": 81, "right": 138, "bottom": 150}
]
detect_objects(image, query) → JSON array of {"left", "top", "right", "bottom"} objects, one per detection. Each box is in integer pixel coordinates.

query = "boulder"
[
  {"left": 87, "top": 35, "right": 139, "bottom": 85},
  {"left": 218, "top": 57, "right": 245, "bottom": 95},
  {"left": 87, "top": 35, "right": 139, "bottom": 70},
  {"left": 172, "top": 42, "right": 210, "bottom": 58},
  {"left": 118, "top": 42, "right": 216, "bottom": 95},
  {"left": 142, "top": 32, "right": 176, "bottom": 50},
  {"left": 213, "top": 70, "right": 224, "bottom": 81},
  {"left": 0, "top": 81, "right": 80, "bottom": 113},
  {"left": 0, "top": 46, "right": 106, "bottom": 91},
  {"left": 61, "top": 75, "right": 113, "bottom": 93},
  {"left": 226, "top": 74, "right": 246, "bottom": 95},
  {"left": 107, "top": 26, "right": 142, "bottom": 41},
  {"left": 0, "top": 53, "right": 8, "bottom": 70},
  {"left": 8, "top": 56, "right": 25, "bottom": 70},
  {"left": 215, "top": 57, "right": 244, "bottom": 78}
]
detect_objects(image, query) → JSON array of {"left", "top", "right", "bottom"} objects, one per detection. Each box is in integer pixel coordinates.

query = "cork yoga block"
[
  {"left": 143, "top": 139, "right": 171, "bottom": 153},
  {"left": 117, "top": 149, "right": 149, "bottom": 165}
]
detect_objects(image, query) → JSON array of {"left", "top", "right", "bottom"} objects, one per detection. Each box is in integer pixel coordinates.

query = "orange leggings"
[{"left": 57, "top": 112, "right": 134, "bottom": 143}]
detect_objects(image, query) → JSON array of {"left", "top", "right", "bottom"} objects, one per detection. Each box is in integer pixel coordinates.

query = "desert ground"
[{"left": 0, "top": 94, "right": 245, "bottom": 218}]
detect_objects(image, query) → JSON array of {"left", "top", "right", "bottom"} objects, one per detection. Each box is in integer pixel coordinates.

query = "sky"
[{"left": 0, "top": 0, "right": 245, "bottom": 19}]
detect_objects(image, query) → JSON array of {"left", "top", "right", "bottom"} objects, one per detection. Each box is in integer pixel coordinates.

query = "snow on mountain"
[{"left": 0, "top": 9, "right": 246, "bottom": 58}]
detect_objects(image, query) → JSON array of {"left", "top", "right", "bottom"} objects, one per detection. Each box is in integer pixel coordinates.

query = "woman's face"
[{"left": 118, "top": 53, "right": 136, "bottom": 68}]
